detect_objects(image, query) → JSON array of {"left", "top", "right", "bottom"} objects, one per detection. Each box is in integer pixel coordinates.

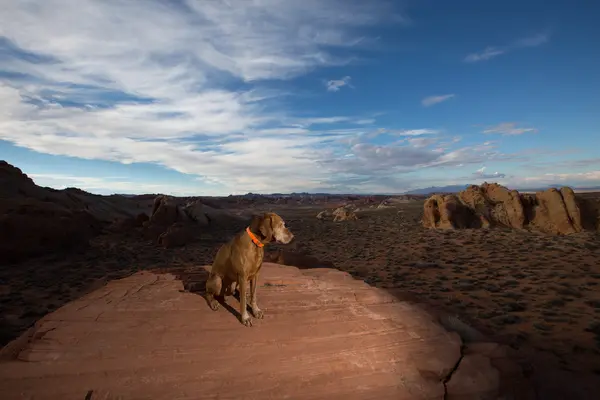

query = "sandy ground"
[{"left": 1, "top": 198, "right": 600, "bottom": 377}]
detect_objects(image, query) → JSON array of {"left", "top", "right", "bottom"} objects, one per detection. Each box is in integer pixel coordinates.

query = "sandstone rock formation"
[
  {"left": 316, "top": 210, "right": 330, "bottom": 220},
  {"left": 157, "top": 222, "right": 197, "bottom": 249},
  {"left": 0, "top": 161, "right": 161, "bottom": 263},
  {"left": 0, "top": 263, "right": 547, "bottom": 399},
  {"left": 317, "top": 205, "right": 359, "bottom": 222},
  {"left": 423, "top": 182, "right": 597, "bottom": 235},
  {"left": 142, "top": 195, "right": 244, "bottom": 247},
  {"left": 333, "top": 206, "right": 358, "bottom": 221},
  {"left": 1, "top": 162, "right": 102, "bottom": 263}
]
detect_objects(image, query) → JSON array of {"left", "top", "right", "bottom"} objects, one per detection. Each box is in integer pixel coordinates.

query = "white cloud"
[
  {"left": 0, "top": 1, "right": 540, "bottom": 195},
  {"left": 29, "top": 173, "right": 206, "bottom": 196},
  {"left": 421, "top": 94, "right": 455, "bottom": 107},
  {"left": 407, "top": 137, "right": 438, "bottom": 148},
  {"left": 515, "top": 33, "right": 549, "bottom": 48},
  {"left": 464, "top": 33, "right": 549, "bottom": 63},
  {"left": 473, "top": 166, "right": 506, "bottom": 179},
  {"left": 394, "top": 129, "right": 439, "bottom": 136},
  {"left": 518, "top": 171, "right": 600, "bottom": 185},
  {"left": 326, "top": 76, "right": 352, "bottom": 92},
  {"left": 483, "top": 122, "right": 538, "bottom": 135},
  {"left": 464, "top": 47, "right": 506, "bottom": 63},
  {"left": 0, "top": 1, "right": 407, "bottom": 193}
]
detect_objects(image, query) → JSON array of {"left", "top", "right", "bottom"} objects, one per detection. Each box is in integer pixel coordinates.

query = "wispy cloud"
[
  {"left": 464, "top": 33, "right": 549, "bottom": 63},
  {"left": 28, "top": 173, "right": 202, "bottom": 196},
  {"left": 326, "top": 76, "right": 352, "bottom": 92},
  {"left": 0, "top": 1, "right": 540, "bottom": 195},
  {"left": 515, "top": 33, "right": 550, "bottom": 48},
  {"left": 395, "top": 129, "right": 439, "bottom": 136},
  {"left": 407, "top": 137, "right": 438, "bottom": 148},
  {"left": 505, "top": 170, "right": 600, "bottom": 189},
  {"left": 464, "top": 47, "right": 506, "bottom": 63},
  {"left": 0, "top": 1, "right": 407, "bottom": 193},
  {"left": 421, "top": 94, "right": 455, "bottom": 107},
  {"left": 483, "top": 122, "right": 538, "bottom": 135},
  {"left": 473, "top": 166, "right": 506, "bottom": 179}
]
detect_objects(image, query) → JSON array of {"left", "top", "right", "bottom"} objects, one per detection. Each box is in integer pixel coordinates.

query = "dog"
[{"left": 205, "top": 212, "right": 294, "bottom": 326}]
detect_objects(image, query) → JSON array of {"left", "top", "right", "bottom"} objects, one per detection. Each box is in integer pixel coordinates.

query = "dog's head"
[{"left": 250, "top": 212, "right": 294, "bottom": 245}]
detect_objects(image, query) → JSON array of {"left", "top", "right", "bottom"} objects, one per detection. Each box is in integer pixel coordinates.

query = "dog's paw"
[
  {"left": 252, "top": 308, "right": 264, "bottom": 319},
  {"left": 241, "top": 314, "right": 253, "bottom": 327},
  {"left": 209, "top": 300, "right": 220, "bottom": 311}
]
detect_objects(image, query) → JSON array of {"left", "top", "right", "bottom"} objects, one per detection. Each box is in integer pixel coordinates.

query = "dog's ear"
[
  {"left": 259, "top": 213, "right": 274, "bottom": 242},
  {"left": 249, "top": 214, "right": 263, "bottom": 232}
]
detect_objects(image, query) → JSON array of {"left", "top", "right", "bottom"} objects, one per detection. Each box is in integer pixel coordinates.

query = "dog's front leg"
[
  {"left": 250, "top": 275, "right": 264, "bottom": 319},
  {"left": 238, "top": 276, "right": 252, "bottom": 327}
]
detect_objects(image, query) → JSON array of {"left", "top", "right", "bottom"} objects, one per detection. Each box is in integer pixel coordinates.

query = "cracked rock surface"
[{"left": 1, "top": 263, "right": 531, "bottom": 399}]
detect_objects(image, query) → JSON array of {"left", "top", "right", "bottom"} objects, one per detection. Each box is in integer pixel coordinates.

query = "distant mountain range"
[
  {"left": 403, "top": 185, "right": 471, "bottom": 195},
  {"left": 403, "top": 184, "right": 600, "bottom": 195},
  {"left": 113, "top": 184, "right": 600, "bottom": 198}
]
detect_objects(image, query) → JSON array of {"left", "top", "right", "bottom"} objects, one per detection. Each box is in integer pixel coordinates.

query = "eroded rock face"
[
  {"left": 531, "top": 187, "right": 582, "bottom": 235},
  {"left": 332, "top": 206, "right": 358, "bottom": 222},
  {"left": 0, "top": 263, "right": 539, "bottom": 399},
  {"left": 157, "top": 222, "right": 197, "bottom": 249},
  {"left": 423, "top": 182, "right": 595, "bottom": 235},
  {"left": 316, "top": 205, "right": 358, "bottom": 222},
  {"left": 142, "top": 196, "right": 245, "bottom": 248},
  {"left": 423, "top": 194, "right": 477, "bottom": 229},
  {"left": 0, "top": 162, "right": 105, "bottom": 263}
]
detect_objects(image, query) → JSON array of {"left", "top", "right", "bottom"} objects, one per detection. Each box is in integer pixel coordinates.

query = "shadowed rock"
[
  {"left": 0, "top": 161, "right": 158, "bottom": 263},
  {"left": 266, "top": 249, "right": 336, "bottom": 269}
]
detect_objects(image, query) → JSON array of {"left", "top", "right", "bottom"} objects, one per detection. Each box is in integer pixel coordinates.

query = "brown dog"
[{"left": 205, "top": 212, "right": 294, "bottom": 326}]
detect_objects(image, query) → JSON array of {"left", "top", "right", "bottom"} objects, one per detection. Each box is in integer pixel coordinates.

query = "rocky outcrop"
[
  {"left": 531, "top": 187, "right": 583, "bottom": 235},
  {"left": 423, "top": 182, "right": 597, "bottom": 235},
  {"left": 333, "top": 206, "right": 358, "bottom": 221},
  {"left": 0, "top": 162, "right": 105, "bottom": 263},
  {"left": 142, "top": 196, "right": 194, "bottom": 245},
  {"left": 317, "top": 205, "right": 359, "bottom": 222},
  {"left": 142, "top": 195, "right": 245, "bottom": 248},
  {"left": 0, "top": 263, "right": 545, "bottom": 399},
  {"left": 0, "top": 161, "right": 162, "bottom": 263},
  {"left": 157, "top": 222, "right": 197, "bottom": 249}
]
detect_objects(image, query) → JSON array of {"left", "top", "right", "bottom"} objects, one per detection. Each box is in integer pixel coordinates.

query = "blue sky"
[{"left": 0, "top": 0, "right": 599, "bottom": 195}]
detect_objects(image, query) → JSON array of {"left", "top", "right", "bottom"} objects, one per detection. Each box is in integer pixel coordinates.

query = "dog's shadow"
[{"left": 175, "top": 269, "right": 245, "bottom": 321}]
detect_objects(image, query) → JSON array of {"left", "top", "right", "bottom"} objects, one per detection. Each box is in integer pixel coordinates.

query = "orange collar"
[{"left": 246, "top": 227, "right": 264, "bottom": 248}]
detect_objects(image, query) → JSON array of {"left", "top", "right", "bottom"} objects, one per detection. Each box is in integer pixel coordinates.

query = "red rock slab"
[{"left": 0, "top": 263, "right": 476, "bottom": 400}]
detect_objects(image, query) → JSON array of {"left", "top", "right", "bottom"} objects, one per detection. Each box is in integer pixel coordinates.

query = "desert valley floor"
[{"left": 2, "top": 193, "right": 600, "bottom": 381}]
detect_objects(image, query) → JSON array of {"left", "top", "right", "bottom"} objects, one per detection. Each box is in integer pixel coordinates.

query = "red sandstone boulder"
[
  {"left": 423, "top": 182, "right": 595, "bottom": 235},
  {"left": 332, "top": 206, "right": 358, "bottom": 221},
  {"left": 0, "top": 263, "right": 541, "bottom": 399},
  {"left": 531, "top": 187, "right": 583, "bottom": 235}
]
